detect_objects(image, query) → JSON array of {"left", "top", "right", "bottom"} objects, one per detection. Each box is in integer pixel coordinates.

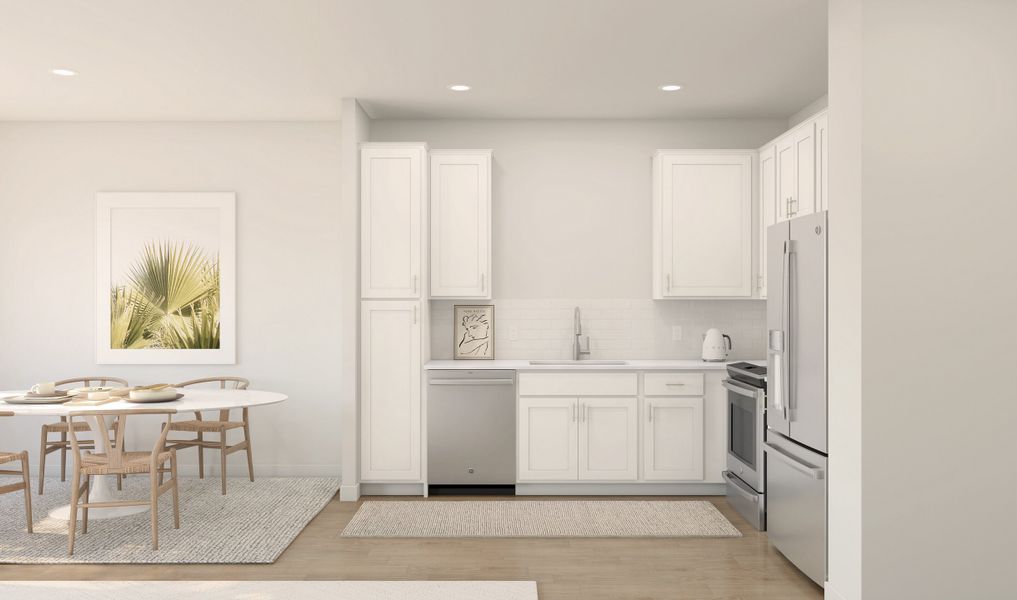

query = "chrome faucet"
[{"left": 572, "top": 306, "right": 591, "bottom": 361}]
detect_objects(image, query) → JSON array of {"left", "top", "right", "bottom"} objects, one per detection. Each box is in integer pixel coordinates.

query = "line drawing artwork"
[{"left": 454, "top": 305, "right": 494, "bottom": 359}]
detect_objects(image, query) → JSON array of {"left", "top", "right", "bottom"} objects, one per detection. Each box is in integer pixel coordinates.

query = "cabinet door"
[
  {"left": 430, "top": 151, "right": 492, "bottom": 298},
  {"left": 579, "top": 397, "right": 638, "bottom": 481},
  {"left": 657, "top": 152, "right": 753, "bottom": 297},
  {"left": 776, "top": 135, "right": 796, "bottom": 222},
  {"left": 518, "top": 397, "right": 578, "bottom": 481},
  {"left": 361, "top": 146, "right": 424, "bottom": 299},
  {"left": 792, "top": 122, "right": 816, "bottom": 218},
  {"left": 815, "top": 113, "right": 829, "bottom": 212},
  {"left": 642, "top": 397, "right": 704, "bottom": 481},
  {"left": 361, "top": 300, "right": 422, "bottom": 481},
  {"left": 758, "top": 145, "right": 777, "bottom": 298}
]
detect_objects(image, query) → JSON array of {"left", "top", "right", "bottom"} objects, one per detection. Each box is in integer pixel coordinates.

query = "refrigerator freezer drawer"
[{"left": 764, "top": 434, "right": 827, "bottom": 586}]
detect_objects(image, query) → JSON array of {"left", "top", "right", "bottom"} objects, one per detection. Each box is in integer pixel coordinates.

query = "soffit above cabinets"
[{"left": 0, "top": 0, "right": 826, "bottom": 121}]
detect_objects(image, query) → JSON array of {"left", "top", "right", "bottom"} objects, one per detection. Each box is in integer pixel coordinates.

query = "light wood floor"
[{"left": 0, "top": 493, "right": 823, "bottom": 600}]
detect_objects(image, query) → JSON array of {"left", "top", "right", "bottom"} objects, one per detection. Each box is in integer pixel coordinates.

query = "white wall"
[
  {"left": 828, "top": 1, "right": 1017, "bottom": 598},
  {"left": 0, "top": 121, "right": 344, "bottom": 477},
  {"left": 371, "top": 119, "right": 787, "bottom": 299}
]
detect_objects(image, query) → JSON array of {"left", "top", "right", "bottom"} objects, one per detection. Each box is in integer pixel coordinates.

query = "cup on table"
[{"left": 31, "top": 382, "right": 56, "bottom": 395}]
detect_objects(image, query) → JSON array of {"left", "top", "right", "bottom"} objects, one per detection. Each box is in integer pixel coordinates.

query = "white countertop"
[{"left": 425, "top": 359, "right": 765, "bottom": 371}]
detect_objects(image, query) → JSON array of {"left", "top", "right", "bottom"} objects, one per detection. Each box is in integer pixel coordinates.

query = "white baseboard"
[
  {"left": 824, "top": 581, "right": 849, "bottom": 600},
  {"left": 339, "top": 483, "right": 361, "bottom": 502},
  {"left": 360, "top": 483, "right": 426, "bottom": 496}
]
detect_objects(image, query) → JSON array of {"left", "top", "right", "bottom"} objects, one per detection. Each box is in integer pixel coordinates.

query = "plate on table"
[
  {"left": 126, "top": 392, "right": 184, "bottom": 403},
  {"left": 2, "top": 394, "right": 73, "bottom": 405}
]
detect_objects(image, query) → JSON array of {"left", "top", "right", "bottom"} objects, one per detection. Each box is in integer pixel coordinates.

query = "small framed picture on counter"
[{"left": 453, "top": 305, "right": 495, "bottom": 360}]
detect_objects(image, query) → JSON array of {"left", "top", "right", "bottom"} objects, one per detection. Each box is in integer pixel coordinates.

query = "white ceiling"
[{"left": 0, "top": 0, "right": 827, "bottom": 121}]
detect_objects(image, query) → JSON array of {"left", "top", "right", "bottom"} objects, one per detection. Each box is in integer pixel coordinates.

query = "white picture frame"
[
  {"left": 96, "top": 192, "right": 236, "bottom": 364},
  {"left": 453, "top": 304, "right": 495, "bottom": 360}
]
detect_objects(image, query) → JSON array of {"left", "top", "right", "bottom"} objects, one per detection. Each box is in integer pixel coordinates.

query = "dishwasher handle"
[{"left": 429, "top": 378, "right": 515, "bottom": 386}]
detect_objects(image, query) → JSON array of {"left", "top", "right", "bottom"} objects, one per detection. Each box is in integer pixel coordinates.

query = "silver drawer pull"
[
  {"left": 723, "top": 471, "right": 759, "bottom": 503},
  {"left": 764, "top": 442, "right": 825, "bottom": 480},
  {"left": 665, "top": 382, "right": 686, "bottom": 386}
]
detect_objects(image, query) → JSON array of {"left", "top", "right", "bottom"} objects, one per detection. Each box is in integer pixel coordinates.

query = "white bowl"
[{"left": 129, "top": 388, "right": 178, "bottom": 401}]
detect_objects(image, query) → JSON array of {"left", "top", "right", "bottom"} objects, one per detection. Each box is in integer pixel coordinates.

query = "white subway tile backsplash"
[{"left": 431, "top": 298, "right": 767, "bottom": 361}]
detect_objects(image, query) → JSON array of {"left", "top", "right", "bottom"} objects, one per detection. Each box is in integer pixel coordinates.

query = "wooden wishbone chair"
[
  {"left": 0, "top": 411, "right": 33, "bottom": 533},
  {"left": 40, "top": 376, "right": 130, "bottom": 495},
  {"left": 165, "top": 377, "right": 252, "bottom": 495},
  {"left": 65, "top": 409, "right": 180, "bottom": 554}
]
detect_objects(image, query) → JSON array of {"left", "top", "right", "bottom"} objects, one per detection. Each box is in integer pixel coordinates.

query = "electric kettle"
[{"left": 701, "top": 328, "right": 732, "bottom": 362}]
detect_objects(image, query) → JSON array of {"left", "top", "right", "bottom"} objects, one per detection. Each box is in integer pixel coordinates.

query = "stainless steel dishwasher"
[{"left": 427, "top": 370, "right": 516, "bottom": 494}]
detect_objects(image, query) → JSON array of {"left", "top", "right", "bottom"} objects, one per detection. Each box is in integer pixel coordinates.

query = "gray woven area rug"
[
  {"left": 0, "top": 581, "right": 538, "bottom": 600},
  {"left": 341, "top": 500, "right": 741, "bottom": 538},
  {"left": 0, "top": 477, "right": 338, "bottom": 563}
]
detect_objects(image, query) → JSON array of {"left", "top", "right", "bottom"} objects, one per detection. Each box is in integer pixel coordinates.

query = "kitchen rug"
[
  {"left": 0, "top": 581, "right": 539, "bottom": 600},
  {"left": 0, "top": 477, "right": 338, "bottom": 563},
  {"left": 341, "top": 499, "right": 741, "bottom": 538}
]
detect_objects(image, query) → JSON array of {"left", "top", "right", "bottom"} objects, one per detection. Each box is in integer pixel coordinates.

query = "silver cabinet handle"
[
  {"left": 647, "top": 402, "right": 653, "bottom": 422},
  {"left": 765, "top": 442, "right": 824, "bottom": 479},
  {"left": 665, "top": 382, "right": 686, "bottom": 387},
  {"left": 723, "top": 471, "right": 759, "bottom": 502},
  {"left": 665, "top": 273, "right": 671, "bottom": 293},
  {"left": 413, "top": 274, "right": 418, "bottom": 294},
  {"left": 481, "top": 272, "right": 485, "bottom": 292}
]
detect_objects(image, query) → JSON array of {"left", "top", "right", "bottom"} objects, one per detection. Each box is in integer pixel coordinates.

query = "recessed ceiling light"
[
  {"left": 51, "top": 68, "right": 77, "bottom": 77},
  {"left": 447, "top": 84, "right": 471, "bottom": 92},
  {"left": 659, "top": 84, "right": 682, "bottom": 92}
]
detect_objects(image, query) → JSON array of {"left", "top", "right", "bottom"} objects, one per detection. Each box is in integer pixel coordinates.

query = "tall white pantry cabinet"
[{"left": 360, "top": 144, "right": 429, "bottom": 483}]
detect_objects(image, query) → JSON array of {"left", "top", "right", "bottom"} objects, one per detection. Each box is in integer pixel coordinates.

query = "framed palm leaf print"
[{"left": 96, "top": 192, "right": 236, "bottom": 364}]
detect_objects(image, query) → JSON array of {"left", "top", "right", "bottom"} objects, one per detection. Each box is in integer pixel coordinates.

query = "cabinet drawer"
[
  {"left": 643, "top": 372, "right": 704, "bottom": 396},
  {"left": 518, "top": 373, "right": 637, "bottom": 396}
]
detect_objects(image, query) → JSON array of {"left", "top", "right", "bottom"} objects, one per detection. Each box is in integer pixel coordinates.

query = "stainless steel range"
[{"left": 722, "top": 361, "right": 767, "bottom": 530}]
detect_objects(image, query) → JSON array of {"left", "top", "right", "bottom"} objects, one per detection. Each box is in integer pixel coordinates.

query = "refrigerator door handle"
[
  {"left": 765, "top": 442, "right": 824, "bottom": 479},
  {"left": 784, "top": 239, "right": 796, "bottom": 422}
]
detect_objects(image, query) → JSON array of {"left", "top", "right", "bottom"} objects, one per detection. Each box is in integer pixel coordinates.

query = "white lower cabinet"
[
  {"left": 579, "top": 398, "right": 639, "bottom": 481},
  {"left": 518, "top": 397, "right": 579, "bottom": 481},
  {"left": 642, "top": 397, "right": 704, "bottom": 481},
  {"left": 361, "top": 300, "right": 422, "bottom": 482}
]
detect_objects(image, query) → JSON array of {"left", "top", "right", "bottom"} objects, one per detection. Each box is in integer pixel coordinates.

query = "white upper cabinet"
[
  {"left": 361, "top": 144, "right": 427, "bottom": 299},
  {"left": 429, "top": 150, "right": 492, "bottom": 299},
  {"left": 653, "top": 151, "right": 754, "bottom": 299},
  {"left": 758, "top": 145, "right": 777, "bottom": 299},
  {"left": 360, "top": 300, "right": 422, "bottom": 482},
  {"left": 772, "top": 110, "right": 828, "bottom": 222}
]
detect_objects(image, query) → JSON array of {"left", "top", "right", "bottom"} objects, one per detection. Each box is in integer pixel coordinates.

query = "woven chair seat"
[
  {"left": 0, "top": 451, "right": 22, "bottom": 465},
  {"left": 80, "top": 451, "right": 172, "bottom": 475},
  {"left": 169, "top": 419, "right": 244, "bottom": 433},
  {"left": 42, "top": 421, "right": 93, "bottom": 433}
]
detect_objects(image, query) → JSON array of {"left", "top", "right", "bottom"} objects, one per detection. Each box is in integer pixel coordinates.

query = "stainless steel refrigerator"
[{"left": 765, "top": 210, "right": 828, "bottom": 587}]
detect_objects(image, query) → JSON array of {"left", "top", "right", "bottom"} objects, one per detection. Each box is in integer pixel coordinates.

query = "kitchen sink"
[{"left": 528, "top": 360, "right": 628, "bottom": 366}]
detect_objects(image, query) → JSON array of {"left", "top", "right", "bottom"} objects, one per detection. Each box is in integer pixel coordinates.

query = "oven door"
[{"left": 723, "top": 378, "right": 765, "bottom": 492}]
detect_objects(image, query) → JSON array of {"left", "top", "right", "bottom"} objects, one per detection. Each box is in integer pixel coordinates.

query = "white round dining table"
[{"left": 0, "top": 389, "right": 286, "bottom": 520}]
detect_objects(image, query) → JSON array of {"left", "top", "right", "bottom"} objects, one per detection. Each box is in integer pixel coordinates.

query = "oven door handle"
[
  {"left": 723, "top": 471, "right": 759, "bottom": 503},
  {"left": 722, "top": 379, "right": 760, "bottom": 398}
]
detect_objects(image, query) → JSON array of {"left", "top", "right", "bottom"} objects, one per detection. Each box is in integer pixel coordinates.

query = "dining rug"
[
  {"left": 341, "top": 499, "right": 741, "bottom": 538},
  {"left": 0, "top": 477, "right": 339, "bottom": 563},
  {"left": 0, "top": 580, "right": 539, "bottom": 600}
]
